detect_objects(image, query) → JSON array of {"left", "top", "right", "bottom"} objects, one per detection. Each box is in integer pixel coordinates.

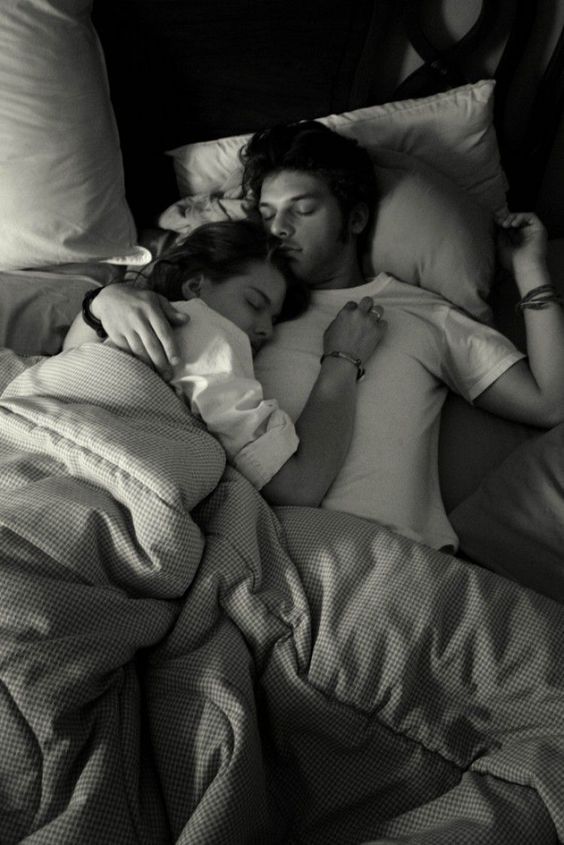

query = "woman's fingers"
[
  {"left": 142, "top": 298, "right": 185, "bottom": 369},
  {"left": 96, "top": 287, "right": 183, "bottom": 374},
  {"left": 162, "top": 298, "right": 190, "bottom": 327},
  {"left": 132, "top": 327, "right": 173, "bottom": 375}
]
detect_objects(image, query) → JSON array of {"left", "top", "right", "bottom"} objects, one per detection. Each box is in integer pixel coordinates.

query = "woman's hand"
[
  {"left": 496, "top": 211, "right": 548, "bottom": 279},
  {"left": 323, "top": 296, "right": 387, "bottom": 366},
  {"left": 90, "top": 285, "right": 189, "bottom": 376}
]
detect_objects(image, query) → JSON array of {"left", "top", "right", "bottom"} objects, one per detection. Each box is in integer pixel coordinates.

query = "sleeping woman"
[{"left": 63, "top": 218, "right": 385, "bottom": 505}]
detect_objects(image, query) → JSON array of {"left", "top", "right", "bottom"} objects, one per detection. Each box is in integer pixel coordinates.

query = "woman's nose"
[{"left": 255, "top": 313, "right": 274, "bottom": 340}]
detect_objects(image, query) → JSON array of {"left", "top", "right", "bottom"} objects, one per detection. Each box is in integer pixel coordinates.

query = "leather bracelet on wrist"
[
  {"left": 82, "top": 287, "right": 108, "bottom": 338},
  {"left": 320, "top": 350, "right": 365, "bottom": 381},
  {"left": 516, "top": 284, "right": 563, "bottom": 313}
]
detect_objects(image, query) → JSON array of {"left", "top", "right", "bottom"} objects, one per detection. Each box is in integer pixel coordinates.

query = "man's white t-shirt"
[
  {"left": 255, "top": 274, "right": 525, "bottom": 550},
  {"left": 169, "top": 299, "right": 298, "bottom": 489}
]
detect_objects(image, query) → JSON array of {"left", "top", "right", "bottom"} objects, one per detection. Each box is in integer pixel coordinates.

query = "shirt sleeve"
[
  {"left": 170, "top": 322, "right": 299, "bottom": 490},
  {"left": 440, "top": 306, "right": 526, "bottom": 402}
]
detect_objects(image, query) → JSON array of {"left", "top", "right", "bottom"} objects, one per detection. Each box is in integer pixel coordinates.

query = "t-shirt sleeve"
[
  {"left": 171, "top": 321, "right": 298, "bottom": 490},
  {"left": 440, "top": 306, "right": 526, "bottom": 402},
  {"left": 189, "top": 374, "right": 299, "bottom": 489}
]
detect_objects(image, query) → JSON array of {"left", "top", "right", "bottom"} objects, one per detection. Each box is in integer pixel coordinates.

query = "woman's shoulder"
[{"left": 172, "top": 299, "right": 253, "bottom": 361}]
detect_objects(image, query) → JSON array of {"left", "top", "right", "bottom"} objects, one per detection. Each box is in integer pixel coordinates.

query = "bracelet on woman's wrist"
[
  {"left": 516, "top": 284, "right": 563, "bottom": 313},
  {"left": 320, "top": 350, "right": 365, "bottom": 381},
  {"left": 82, "top": 287, "right": 108, "bottom": 338}
]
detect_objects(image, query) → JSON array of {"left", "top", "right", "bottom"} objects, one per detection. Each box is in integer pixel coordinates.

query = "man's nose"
[{"left": 269, "top": 210, "right": 292, "bottom": 239}]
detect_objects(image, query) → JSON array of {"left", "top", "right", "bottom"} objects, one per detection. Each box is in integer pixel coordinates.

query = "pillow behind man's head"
[{"left": 366, "top": 149, "right": 495, "bottom": 323}]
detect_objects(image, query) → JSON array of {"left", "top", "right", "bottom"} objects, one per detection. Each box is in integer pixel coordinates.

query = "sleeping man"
[{"left": 71, "top": 121, "right": 564, "bottom": 551}]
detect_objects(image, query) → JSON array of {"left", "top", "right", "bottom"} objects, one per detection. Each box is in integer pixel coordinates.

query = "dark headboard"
[{"left": 92, "top": 0, "right": 564, "bottom": 229}]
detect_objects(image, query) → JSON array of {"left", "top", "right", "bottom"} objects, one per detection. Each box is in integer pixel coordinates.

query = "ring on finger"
[{"left": 370, "top": 305, "right": 383, "bottom": 321}]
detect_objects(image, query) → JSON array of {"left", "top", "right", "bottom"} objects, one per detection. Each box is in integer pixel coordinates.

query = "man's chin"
[{"left": 285, "top": 253, "right": 308, "bottom": 278}]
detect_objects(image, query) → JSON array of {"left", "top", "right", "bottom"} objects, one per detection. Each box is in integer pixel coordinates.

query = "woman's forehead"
[{"left": 236, "top": 261, "right": 286, "bottom": 296}]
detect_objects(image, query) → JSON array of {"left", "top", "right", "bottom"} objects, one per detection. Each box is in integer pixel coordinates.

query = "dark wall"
[
  {"left": 92, "top": 0, "right": 389, "bottom": 226},
  {"left": 93, "top": 0, "right": 564, "bottom": 228}
]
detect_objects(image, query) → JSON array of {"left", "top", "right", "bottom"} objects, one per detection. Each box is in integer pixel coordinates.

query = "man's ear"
[
  {"left": 181, "top": 274, "right": 204, "bottom": 299},
  {"left": 349, "top": 202, "right": 369, "bottom": 236}
]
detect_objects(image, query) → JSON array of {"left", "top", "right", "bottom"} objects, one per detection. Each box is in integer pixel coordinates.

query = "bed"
[{"left": 2, "top": 1, "right": 564, "bottom": 843}]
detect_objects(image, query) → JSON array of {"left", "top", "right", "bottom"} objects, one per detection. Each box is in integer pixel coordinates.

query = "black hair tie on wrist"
[{"left": 82, "top": 287, "right": 108, "bottom": 338}]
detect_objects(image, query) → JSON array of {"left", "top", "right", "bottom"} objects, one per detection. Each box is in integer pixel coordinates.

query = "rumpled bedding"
[{"left": 0, "top": 345, "right": 563, "bottom": 844}]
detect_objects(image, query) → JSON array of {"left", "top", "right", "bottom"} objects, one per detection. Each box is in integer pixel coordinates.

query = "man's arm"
[
  {"left": 261, "top": 298, "right": 386, "bottom": 507},
  {"left": 261, "top": 355, "right": 359, "bottom": 506},
  {"left": 474, "top": 212, "right": 564, "bottom": 428}
]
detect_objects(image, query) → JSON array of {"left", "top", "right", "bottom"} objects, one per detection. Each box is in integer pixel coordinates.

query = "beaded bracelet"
[
  {"left": 516, "top": 284, "right": 564, "bottom": 313},
  {"left": 320, "top": 350, "right": 365, "bottom": 381}
]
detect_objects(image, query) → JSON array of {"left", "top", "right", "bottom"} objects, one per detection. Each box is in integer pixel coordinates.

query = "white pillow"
[
  {"left": 0, "top": 0, "right": 148, "bottom": 270},
  {"left": 168, "top": 80, "right": 507, "bottom": 214},
  {"left": 366, "top": 149, "right": 494, "bottom": 322}
]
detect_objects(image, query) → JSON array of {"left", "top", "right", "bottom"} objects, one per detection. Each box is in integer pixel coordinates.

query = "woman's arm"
[
  {"left": 63, "top": 291, "right": 105, "bottom": 348},
  {"left": 475, "top": 212, "right": 564, "bottom": 427},
  {"left": 261, "top": 298, "right": 386, "bottom": 507},
  {"left": 63, "top": 283, "right": 188, "bottom": 376}
]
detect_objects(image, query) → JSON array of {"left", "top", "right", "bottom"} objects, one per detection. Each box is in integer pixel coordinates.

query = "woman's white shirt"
[{"left": 170, "top": 299, "right": 298, "bottom": 489}]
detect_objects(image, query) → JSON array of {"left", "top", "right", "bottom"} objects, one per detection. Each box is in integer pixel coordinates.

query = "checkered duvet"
[{"left": 0, "top": 345, "right": 563, "bottom": 844}]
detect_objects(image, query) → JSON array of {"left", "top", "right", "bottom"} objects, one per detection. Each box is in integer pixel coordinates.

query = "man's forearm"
[
  {"left": 517, "top": 260, "right": 564, "bottom": 420},
  {"left": 261, "top": 357, "right": 358, "bottom": 507}
]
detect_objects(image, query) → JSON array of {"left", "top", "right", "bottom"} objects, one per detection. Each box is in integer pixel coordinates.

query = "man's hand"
[
  {"left": 323, "top": 296, "right": 387, "bottom": 366},
  {"left": 91, "top": 285, "right": 188, "bottom": 376},
  {"left": 496, "top": 211, "right": 548, "bottom": 281}
]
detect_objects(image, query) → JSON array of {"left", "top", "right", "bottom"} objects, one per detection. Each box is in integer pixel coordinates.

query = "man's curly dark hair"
[{"left": 240, "top": 121, "right": 377, "bottom": 248}]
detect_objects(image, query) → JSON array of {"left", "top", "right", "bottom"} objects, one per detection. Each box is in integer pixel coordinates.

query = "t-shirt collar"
[{"left": 310, "top": 273, "right": 392, "bottom": 305}]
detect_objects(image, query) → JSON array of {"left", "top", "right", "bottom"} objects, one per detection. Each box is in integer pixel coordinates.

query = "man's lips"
[{"left": 278, "top": 245, "right": 301, "bottom": 254}]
